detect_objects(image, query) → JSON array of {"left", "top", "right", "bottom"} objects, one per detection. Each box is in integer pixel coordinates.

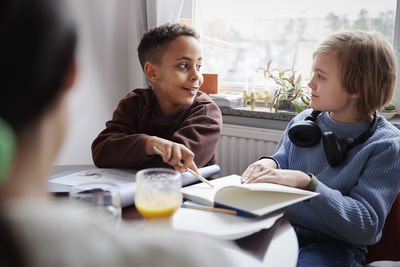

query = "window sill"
[
  {"left": 220, "top": 108, "right": 400, "bottom": 131},
  {"left": 219, "top": 106, "right": 296, "bottom": 131},
  {"left": 388, "top": 114, "right": 400, "bottom": 126},
  {"left": 219, "top": 106, "right": 296, "bottom": 121}
]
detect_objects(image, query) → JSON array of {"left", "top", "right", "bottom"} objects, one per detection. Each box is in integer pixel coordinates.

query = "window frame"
[{"left": 191, "top": 0, "right": 400, "bottom": 112}]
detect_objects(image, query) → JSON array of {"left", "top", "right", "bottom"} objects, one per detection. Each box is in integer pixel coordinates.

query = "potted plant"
[
  {"left": 378, "top": 103, "right": 397, "bottom": 120},
  {"left": 257, "top": 60, "right": 311, "bottom": 114}
]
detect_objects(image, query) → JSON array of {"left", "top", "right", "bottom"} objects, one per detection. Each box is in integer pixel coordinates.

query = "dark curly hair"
[{"left": 137, "top": 23, "right": 199, "bottom": 70}]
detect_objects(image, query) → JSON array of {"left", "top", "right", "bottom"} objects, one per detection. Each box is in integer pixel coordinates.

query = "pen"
[
  {"left": 181, "top": 202, "right": 236, "bottom": 215},
  {"left": 153, "top": 146, "right": 214, "bottom": 188},
  {"left": 185, "top": 168, "right": 214, "bottom": 188}
]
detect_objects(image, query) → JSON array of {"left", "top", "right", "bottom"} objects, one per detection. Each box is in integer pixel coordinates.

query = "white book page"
[
  {"left": 181, "top": 175, "right": 240, "bottom": 206},
  {"left": 215, "top": 188, "right": 317, "bottom": 216},
  {"left": 181, "top": 174, "right": 319, "bottom": 216}
]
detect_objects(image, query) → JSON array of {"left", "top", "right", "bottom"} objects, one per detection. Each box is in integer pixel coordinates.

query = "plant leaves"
[
  {"left": 257, "top": 60, "right": 311, "bottom": 114},
  {"left": 293, "top": 102, "right": 304, "bottom": 114},
  {"left": 266, "top": 59, "right": 272, "bottom": 72},
  {"left": 295, "top": 74, "right": 302, "bottom": 85}
]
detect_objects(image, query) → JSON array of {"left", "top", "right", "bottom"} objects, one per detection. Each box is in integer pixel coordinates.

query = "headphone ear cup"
[
  {"left": 0, "top": 118, "right": 16, "bottom": 184},
  {"left": 289, "top": 121, "right": 322, "bottom": 147},
  {"left": 322, "top": 132, "right": 347, "bottom": 167}
]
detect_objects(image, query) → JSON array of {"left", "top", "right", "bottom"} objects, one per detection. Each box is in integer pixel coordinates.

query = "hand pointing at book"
[{"left": 145, "top": 136, "right": 199, "bottom": 173}]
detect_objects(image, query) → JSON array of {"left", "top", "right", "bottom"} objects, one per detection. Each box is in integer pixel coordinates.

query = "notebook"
[{"left": 181, "top": 174, "right": 319, "bottom": 217}]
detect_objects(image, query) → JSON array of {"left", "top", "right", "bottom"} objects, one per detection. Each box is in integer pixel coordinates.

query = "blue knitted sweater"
[{"left": 273, "top": 109, "right": 400, "bottom": 250}]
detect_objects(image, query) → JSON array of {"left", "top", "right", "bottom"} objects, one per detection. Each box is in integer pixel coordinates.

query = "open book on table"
[
  {"left": 181, "top": 174, "right": 319, "bottom": 217},
  {"left": 48, "top": 165, "right": 220, "bottom": 208}
]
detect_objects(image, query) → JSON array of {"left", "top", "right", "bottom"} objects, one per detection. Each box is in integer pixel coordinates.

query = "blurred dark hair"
[
  {"left": 137, "top": 23, "right": 199, "bottom": 70},
  {"left": 0, "top": 0, "right": 77, "bottom": 133},
  {"left": 0, "top": 1, "right": 76, "bottom": 266}
]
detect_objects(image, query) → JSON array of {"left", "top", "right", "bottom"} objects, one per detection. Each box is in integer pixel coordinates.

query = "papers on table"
[
  {"left": 49, "top": 168, "right": 137, "bottom": 187},
  {"left": 48, "top": 165, "right": 221, "bottom": 208},
  {"left": 48, "top": 168, "right": 137, "bottom": 207},
  {"left": 50, "top": 165, "right": 284, "bottom": 241},
  {"left": 172, "top": 202, "right": 283, "bottom": 240}
]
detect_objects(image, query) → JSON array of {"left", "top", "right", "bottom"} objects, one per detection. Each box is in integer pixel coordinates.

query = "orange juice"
[{"left": 135, "top": 194, "right": 182, "bottom": 219}]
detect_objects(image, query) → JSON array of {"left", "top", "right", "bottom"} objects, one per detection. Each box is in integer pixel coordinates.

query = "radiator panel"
[{"left": 216, "top": 124, "right": 283, "bottom": 177}]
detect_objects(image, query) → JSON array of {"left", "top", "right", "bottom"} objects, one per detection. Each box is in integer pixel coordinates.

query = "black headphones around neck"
[{"left": 288, "top": 110, "right": 377, "bottom": 167}]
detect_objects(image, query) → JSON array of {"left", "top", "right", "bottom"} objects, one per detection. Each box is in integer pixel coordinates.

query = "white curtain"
[
  {"left": 146, "top": 0, "right": 184, "bottom": 29},
  {"left": 56, "top": 0, "right": 184, "bottom": 165}
]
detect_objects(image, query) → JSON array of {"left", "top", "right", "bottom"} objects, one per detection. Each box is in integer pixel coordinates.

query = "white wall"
[{"left": 55, "top": 0, "right": 148, "bottom": 165}]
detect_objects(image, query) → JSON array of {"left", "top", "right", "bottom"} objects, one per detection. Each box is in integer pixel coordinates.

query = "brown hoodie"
[{"left": 91, "top": 88, "right": 222, "bottom": 169}]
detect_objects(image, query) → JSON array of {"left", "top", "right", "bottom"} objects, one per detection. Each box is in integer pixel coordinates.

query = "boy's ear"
[
  {"left": 345, "top": 87, "right": 360, "bottom": 99},
  {"left": 350, "top": 92, "right": 360, "bottom": 99},
  {"left": 144, "top": 62, "right": 158, "bottom": 83}
]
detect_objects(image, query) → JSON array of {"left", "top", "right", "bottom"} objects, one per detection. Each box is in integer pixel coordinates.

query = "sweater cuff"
[
  {"left": 259, "top": 156, "right": 279, "bottom": 169},
  {"left": 304, "top": 174, "right": 318, "bottom": 192}
]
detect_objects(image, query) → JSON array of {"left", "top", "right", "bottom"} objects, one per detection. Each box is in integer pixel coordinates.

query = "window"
[{"left": 194, "top": 0, "right": 398, "bottom": 95}]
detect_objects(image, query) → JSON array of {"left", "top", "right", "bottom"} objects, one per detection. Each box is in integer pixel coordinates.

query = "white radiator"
[{"left": 216, "top": 124, "right": 284, "bottom": 177}]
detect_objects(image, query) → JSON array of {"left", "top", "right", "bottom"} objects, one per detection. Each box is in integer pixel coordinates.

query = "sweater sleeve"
[
  {"left": 170, "top": 100, "right": 222, "bottom": 168},
  {"left": 271, "top": 128, "right": 290, "bottom": 169},
  {"left": 91, "top": 93, "right": 162, "bottom": 168},
  {"left": 91, "top": 91, "right": 222, "bottom": 169},
  {"left": 272, "top": 114, "right": 304, "bottom": 169},
  {"left": 306, "top": 141, "right": 400, "bottom": 246}
]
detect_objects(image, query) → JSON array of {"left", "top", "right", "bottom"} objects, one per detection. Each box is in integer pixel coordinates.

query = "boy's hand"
[
  {"left": 241, "top": 158, "right": 278, "bottom": 184},
  {"left": 241, "top": 160, "right": 311, "bottom": 189},
  {"left": 145, "top": 136, "right": 199, "bottom": 173}
]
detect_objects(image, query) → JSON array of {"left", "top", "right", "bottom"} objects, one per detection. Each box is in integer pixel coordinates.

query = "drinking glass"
[
  {"left": 69, "top": 182, "right": 122, "bottom": 228},
  {"left": 135, "top": 168, "right": 182, "bottom": 221}
]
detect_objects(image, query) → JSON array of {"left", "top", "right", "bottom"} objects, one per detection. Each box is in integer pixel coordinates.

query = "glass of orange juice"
[{"left": 135, "top": 168, "right": 182, "bottom": 222}]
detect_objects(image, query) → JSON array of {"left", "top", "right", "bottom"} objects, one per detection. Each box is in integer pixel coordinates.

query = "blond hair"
[{"left": 314, "top": 30, "right": 397, "bottom": 120}]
